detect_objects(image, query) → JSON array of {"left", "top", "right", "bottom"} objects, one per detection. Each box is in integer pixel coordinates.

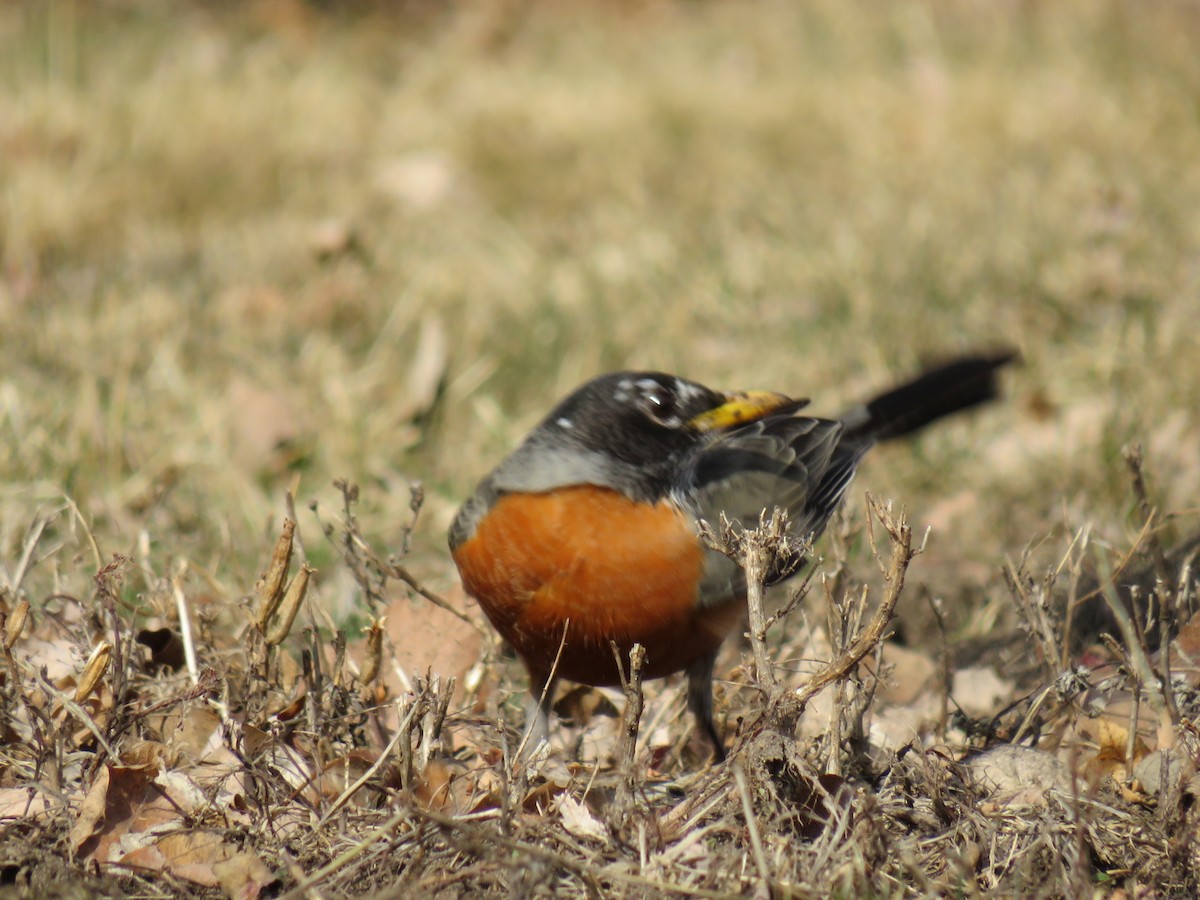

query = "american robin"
[{"left": 449, "top": 352, "right": 1015, "bottom": 760}]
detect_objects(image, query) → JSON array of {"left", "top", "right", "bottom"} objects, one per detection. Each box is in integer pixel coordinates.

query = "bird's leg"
[
  {"left": 686, "top": 652, "right": 726, "bottom": 762},
  {"left": 516, "top": 671, "right": 557, "bottom": 761}
]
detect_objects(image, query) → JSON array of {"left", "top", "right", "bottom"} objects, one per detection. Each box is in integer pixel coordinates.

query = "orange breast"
[{"left": 452, "top": 486, "right": 741, "bottom": 687}]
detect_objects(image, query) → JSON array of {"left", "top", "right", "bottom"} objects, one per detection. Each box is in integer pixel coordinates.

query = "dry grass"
[{"left": 2, "top": 0, "right": 1200, "bottom": 895}]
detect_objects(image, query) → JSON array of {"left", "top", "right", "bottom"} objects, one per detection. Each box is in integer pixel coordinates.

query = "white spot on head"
[
  {"left": 673, "top": 378, "right": 705, "bottom": 402},
  {"left": 613, "top": 378, "right": 634, "bottom": 403},
  {"left": 556, "top": 417, "right": 574, "bottom": 429}
]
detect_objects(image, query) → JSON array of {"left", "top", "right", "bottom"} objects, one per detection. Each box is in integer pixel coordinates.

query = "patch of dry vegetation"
[{"left": 2, "top": 0, "right": 1200, "bottom": 895}]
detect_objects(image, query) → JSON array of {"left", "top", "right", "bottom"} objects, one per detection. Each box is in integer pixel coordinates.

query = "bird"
[{"left": 449, "top": 351, "right": 1015, "bottom": 761}]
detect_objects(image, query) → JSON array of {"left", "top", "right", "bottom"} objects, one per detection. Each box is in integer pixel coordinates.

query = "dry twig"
[
  {"left": 795, "top": 496, "right": 919, "bottom": 708},
  {"left": 698, "top": 508, "right": 797, "bottom": 693},
  {"left": 612, "top": 641, "right": 647, "bottom": 817}
]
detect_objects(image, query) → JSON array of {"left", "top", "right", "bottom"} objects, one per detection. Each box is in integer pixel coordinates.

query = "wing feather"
[{"left": 677, "top": 415, "right": 867, "bottom": 609}]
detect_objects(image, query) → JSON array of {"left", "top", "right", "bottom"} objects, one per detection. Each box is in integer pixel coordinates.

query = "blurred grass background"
[{"left": 2, "top": 0, "right": 1198, "bottom": 633}]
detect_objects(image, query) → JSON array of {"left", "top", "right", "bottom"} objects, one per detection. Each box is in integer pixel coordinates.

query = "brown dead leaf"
[
  {"left": 1079, "top": 716, "right": 1151, "bottom": 785},
  {"left": 79, "top": 763, "right": 166, "bottom": 862},
  {"left": 226, "top": 377, "right": 306, "bottom": 475},
  {"left": 17, "top": 635, "right": 78, "bottom": 681},
  {"left": 377, "top": 583, "right": 488, "bottom": 707},
  {"left": 1051, "top": 677, "right": 1171, "bottom": 789},
  {"left": 554, "top": 685, "right": 622, "bottom": 761},
  {"left": 309, "top": 748, "right": 395, "bottom": 805},
  {"left": 73, "top": 761, "right": 271, "bottom": 892},
  {"left": 122, "top": 831, "right": 269, "bottom": 892},
  {"left": 212, "top": 850, "right": 277, "bottom": 900},
  {"left": 950, "top": 666, "right": 1014, "bottom": 717},
  {"left": 521, "top": 775, "right": 570, "bottom": 814},
  {"left": 154, "top": 769, "right": 209, "bottom": 817},
  {"left": 0, "top": 787, "right": 58, "bottom": 820},
  {"left": 1171, "top": 607, "right": 1200, "bottom": 668},
  {"left": 559, "top": 794, "right": 608, "bottom": 844},
  {"left": 54, "top": 682, "right": 115, "bottom": 749},
  {"left": 871, "top": 642, "right": 937, "bottom": 706},
  {"left": 122, "top": 740, "right": 173, "bottom": 769},
  {"left": 422, "top": 758, "right": 503, "bottom": 817},
  {"left": 147, "top": 705, "right": 236, "bottom": 769},
  {"left": 1133, "top": 748, "right": 1200, "bottom": 798},
  {"left": 69, "top": 764, "right": 111, "bottom": 853},
  {"left": 415, "top": 757, "right": 484, "bottom": 814}
]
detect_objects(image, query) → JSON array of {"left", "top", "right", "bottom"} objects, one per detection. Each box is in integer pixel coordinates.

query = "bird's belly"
[{"left": 452, "top": 486, "right": 739, "bottom": 686}]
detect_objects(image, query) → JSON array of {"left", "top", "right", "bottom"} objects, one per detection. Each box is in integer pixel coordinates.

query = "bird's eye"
[{"left": 636, "top": 383, "right": 679, "bottom": 426}]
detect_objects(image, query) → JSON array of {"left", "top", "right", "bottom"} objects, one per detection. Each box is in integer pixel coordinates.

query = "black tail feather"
[{"left": 843, "top": 350, "right": 1018, "bottom": 443}]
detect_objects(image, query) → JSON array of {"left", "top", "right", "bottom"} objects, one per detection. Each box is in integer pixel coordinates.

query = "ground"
[{"left": 1, "top": 0, "right": 1199, "bottom": 896}]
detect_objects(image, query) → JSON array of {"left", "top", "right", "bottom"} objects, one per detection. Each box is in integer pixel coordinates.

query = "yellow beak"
[{"left": 687, "top": 390, "right": 797, "bottom": 433}]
